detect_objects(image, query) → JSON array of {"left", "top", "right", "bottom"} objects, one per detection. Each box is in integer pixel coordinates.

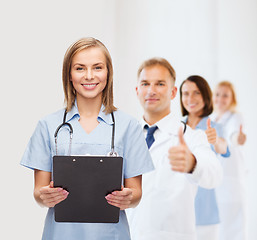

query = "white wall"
[
  {"left": 217, "top": 0, "right": 257, "bottom": 238},
  {"left": 113, "top": 0, "right": 219, "bottom": 118},
  {"left": 1, "top": 1, "right": 117, "bottom": 239},
  {"left": 1, "top": 0, "right": 256, "bottom": 239}
]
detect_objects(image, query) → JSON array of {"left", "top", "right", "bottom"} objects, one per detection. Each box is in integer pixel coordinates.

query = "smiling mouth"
[
  {"left": 82, "top": 83, "right": 98, "bottom": 89},
  {"left": 82, "top": 83, "right": 98, "bottom": 87},
  {"left": 146, "top": 98, "right": 158, "bottom": 102},
  {"left": 188, "top": 104, "right": 197, "bottom": 107}
]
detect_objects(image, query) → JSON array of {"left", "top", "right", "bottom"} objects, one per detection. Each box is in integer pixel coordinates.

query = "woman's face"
[
  {"left": 181, "top": 80, "right": 205, "bottom": 116},
  {"left": 70, "top": 47, "right": 108, "bottom": 102},
  {"left": 213, "top": 86, "right": 233, "bottom": 112}
]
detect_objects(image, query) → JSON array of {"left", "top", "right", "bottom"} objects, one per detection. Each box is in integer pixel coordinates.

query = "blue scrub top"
[
  {"left": 21, "top": 103, "right": 154, "bottom": 240},
  {"left": 184, "top": 116, "right": 230, "bottom": 225}
]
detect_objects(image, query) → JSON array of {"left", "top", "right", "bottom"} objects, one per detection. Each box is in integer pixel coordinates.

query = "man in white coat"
[{"left": 126, "top": 57, "right": 223, "bottom": 240}]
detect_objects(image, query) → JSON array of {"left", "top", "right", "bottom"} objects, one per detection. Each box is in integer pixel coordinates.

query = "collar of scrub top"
[
  {"left": 196, "top": 116, "right": 211, "bottom": 130},
  {"left": 141, "top": 112, "right": 182, "bottom": 136},
  {"left": 65, "top": 100, "right": 114, "bottom": 126},
  {"left": 183, "top": 115, "right": 214, "bottom": 131},
  {"left": 54, "top": 100, "right": 116, "bottom": 156}
]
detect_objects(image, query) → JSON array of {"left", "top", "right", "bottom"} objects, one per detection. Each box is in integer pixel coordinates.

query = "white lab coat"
[
  {"left": 127, "top": 113, "right": 223, "bottom": 240},
  {"left": 211, "top": 111, "right": 248, "bottom": 240}
]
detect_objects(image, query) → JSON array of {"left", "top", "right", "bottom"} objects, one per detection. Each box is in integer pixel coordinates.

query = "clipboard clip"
[{"left": 107, "top": 150, "right": 119, "bottom": 157}]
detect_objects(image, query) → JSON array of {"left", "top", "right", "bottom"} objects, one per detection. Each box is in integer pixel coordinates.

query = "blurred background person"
[
  {"left": 211, "top": 81, "right": 248, "bottom": 240},
  {"left": 180, "top": 75, "right": 230, "bottom": 240}
]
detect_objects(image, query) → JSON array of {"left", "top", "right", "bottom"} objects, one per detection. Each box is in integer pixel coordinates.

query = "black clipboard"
[{"left": 53, "top": 155, "right": 123, "bottom": 223}]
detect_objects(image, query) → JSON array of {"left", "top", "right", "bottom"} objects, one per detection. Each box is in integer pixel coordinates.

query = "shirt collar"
[
  {"left": 65, "top": 101, "right": 79, "bottom": 122},
  {"left": 98, "top": 105, "right": 114, "bottom": 125},
  {"left": 195, "top": 116, "right": 209, "bottom": 130},
  {"left": 65, "top": 100, "right": 114, "bottom": 125},
  {"left": 141, "top": 112, "right": 181, "bottom": 135},
  {"left": 183, "top": 115, "right": 209, "bottom": 130}
]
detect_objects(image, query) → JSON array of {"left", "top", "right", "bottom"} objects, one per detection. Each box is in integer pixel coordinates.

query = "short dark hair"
[{"left": 180, "top": 75, "right": 213, "bottom": 117}]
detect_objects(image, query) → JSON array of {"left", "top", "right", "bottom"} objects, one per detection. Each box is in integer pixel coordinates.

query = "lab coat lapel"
[
  {"left": 149, "top": 113, "right": 181, "bottom": 150},
  {"left": 140, "top": 113, "right": 182, "bottom": 151},
  {"left": 150, "top": 131, "right": 172, "bottom": 150}
]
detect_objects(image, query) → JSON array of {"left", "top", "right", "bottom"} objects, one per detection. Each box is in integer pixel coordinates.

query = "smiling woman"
[
  {"left": 20, "top": 37, "right": 154, "bottom": 240},
  {"left": 211, "top": 81, "right": 248, "bottom": 240},
  {"left": 180, "top": 75, "right": 230, "bottom": 240}
]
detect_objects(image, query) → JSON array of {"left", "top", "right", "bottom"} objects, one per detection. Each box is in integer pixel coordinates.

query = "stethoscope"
[{"left": 54, "top": 110, "right": 118, "bottom": 156}]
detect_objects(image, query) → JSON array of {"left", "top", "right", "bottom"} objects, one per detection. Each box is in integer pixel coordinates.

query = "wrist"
[{"left": 188, "top": 154, "right": 196, "bottom": 173}]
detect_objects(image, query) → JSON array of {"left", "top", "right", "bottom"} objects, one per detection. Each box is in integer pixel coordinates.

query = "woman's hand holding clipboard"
[
  {"left": 39, "top": 181, "right": 69, "bottom": 208},
  {"left": 105, "top": 186, "right": 133, "bottom": 210}
]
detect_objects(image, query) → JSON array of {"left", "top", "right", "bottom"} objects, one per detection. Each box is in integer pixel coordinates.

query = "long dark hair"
[{"left": 180, "top": 75, "right": 213, "bottom": 117}]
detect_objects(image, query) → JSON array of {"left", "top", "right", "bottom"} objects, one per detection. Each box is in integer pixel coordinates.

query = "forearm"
[
  {"left": 188, "top": 154, "right": 197, "bottom": 173},
  {"left": 187, "top": 130, "right": 223, "bottom": 188},
  {"left": 34, "top": 187, "right": 45, "bottom": 207},
  {"left": 188, "top": 133, "right": 223, "bottom": 188},
  {"left": 34, "top": 170, "right": 51, "bottom": 207},
  {"left": 124, "top": 175, "right": 142, "bottom": 208},
  {"left": 189, "top": 150, "right": 223, "bottom": 189},
  {"left": 213, "top": 137, "right": 227, "bottom": 154},
  {"left": 129, "top": 187, "right": 142, "bottom": 208}
]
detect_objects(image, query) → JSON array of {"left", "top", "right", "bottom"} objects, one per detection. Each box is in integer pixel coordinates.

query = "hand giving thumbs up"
[
  {"left": 168, "top": 127, "right": 196, "bottom": 173},
  {"left": 205, "top": 118, "right": 217, "bottom": 145},
  {"left": 238, "top": 124, "right": 246, "bottom": 145}
]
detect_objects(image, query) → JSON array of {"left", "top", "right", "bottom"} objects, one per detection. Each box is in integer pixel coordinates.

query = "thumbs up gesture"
[
  {"left": 238, "top": 124, "right": 246, "bottom": 145},
  {"left": 205, "top": 118, "right": 217, "bottom": 145},
  {"left": 205, "top": 118, "right": 228, "bottom": 154},
  {"left": 168, "top": 127, "right": 196, "bottom": 173}
]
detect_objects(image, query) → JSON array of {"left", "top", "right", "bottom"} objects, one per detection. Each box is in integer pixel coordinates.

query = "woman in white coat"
[
  {"left": 211, "top": 81, "right": 247, "bottom": 240},
  {"left": 179, "top": 75, "right": 230, "bottom": 240}
]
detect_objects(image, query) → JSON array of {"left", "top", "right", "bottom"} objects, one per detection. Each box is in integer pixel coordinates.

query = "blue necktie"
[{"left": 145, "top": 125, "right": 158, "bottom": 149}]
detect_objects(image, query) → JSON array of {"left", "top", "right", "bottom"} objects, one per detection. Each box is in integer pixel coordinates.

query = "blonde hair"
[
  {"left": 137, "top": 57, "right": 176, "bottom": 81},
  {"left": 62, "top": 37, "right": 117, "bottom": 113},
  {"left": 215, "top": 81, "right": 237, "bottom": 111}
]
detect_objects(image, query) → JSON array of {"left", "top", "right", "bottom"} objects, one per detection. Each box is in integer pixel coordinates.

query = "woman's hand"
[
  {"left": 238, "top": 124, "right": 246, "bottom": 145},
  {"left": 39, "top": 181, "right": 69, "bottom": 208},
  {"left": 205, "top": 118, "right": 217, "bottom": 144},
  {"left": 105, "top": 187, "right": 133, "bottom": 210},
  {"left": 105, "top": 175, "right": 142, "bottom": 210},
  {"left": 205, "top": 118, "right": 227, "bottom": 154},
  {"left": 34, "top": 170, "right": 69, "bottom": 208}
]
